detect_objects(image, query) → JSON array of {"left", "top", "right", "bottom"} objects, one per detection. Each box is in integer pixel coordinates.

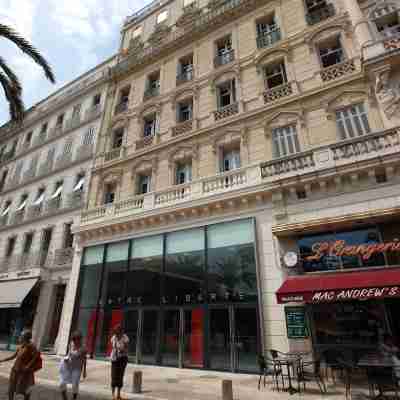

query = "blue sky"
[{"left": 0, "top": 0, "right": 149, "bottom": 125}]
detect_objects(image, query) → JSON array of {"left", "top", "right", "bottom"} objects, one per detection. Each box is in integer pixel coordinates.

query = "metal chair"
[
  {"left": 297, "top": 359, "right": 327, "bottom": 394},
  {"left": 258, "top": 354, "right": 285, "bottom": 391}
]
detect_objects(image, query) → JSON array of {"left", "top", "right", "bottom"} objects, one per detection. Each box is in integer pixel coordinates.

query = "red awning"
[{"left": 276, "top": 268, "right": 400, "bottom": 304}]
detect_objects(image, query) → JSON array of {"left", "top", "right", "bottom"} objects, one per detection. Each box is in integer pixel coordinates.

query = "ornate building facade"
[
  {"left": 64, "top": 0, "right": 400, "bottom": 371},
  {"left": 0, "top": 57, "right": 115, "bottom": 353}
]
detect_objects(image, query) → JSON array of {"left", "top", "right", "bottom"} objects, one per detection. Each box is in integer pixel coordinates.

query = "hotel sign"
[{"left": 305, "top": 239, "right": 400, "bottom": 261}]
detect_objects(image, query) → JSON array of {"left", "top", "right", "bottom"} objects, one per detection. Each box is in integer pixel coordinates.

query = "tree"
[{"left": 0, "top": 23, "right": 55, "bottom": 123}]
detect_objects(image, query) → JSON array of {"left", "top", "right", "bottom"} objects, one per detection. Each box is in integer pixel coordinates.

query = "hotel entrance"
[{"left": 74, "top": 219, "right": 261, "bottom": 373}]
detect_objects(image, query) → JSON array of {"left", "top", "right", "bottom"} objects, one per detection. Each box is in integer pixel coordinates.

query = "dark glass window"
[
  {"left": 299, "top": 228, "right": 385, "bottom": 273},
  {"left": 165, "top": 228, "right": 205, "bottom": 305}
]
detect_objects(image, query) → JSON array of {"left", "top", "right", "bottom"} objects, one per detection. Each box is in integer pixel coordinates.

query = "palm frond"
[
  {"left": 0, "top": 56, "right": 22, "bottom": 94},
  {"left": 0, "top": 23, "right": 55, "bottom": 83},
  {"left": 0, "top": 71, "right": 24, "bottom": 122}
]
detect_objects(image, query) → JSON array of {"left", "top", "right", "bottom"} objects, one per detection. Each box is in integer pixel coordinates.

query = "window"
[
  {"left": 1, "top": 200, "right": 11, "bottom": 217},
  {"left": 143, "top": 114, "right": 157, "bottom": 137},
  {"left": 305, "top": 0, "right": 334, "bottom": 25},
  {"left": 83, "top": 127, "right": 95, "bottom": 145},
  {"left": 23, "top": 233, "right": 34, "bottom": 254},
  {"left": 177, "top": 99, "right": 193, "bottom": 122},
  {"left": 72, "top": 104, "right": 81, "bottom": 119},
  {"left": 51, "top": 181, "right": 63, "bottom": 199},
  {"left": 221, "top": 148, "right": 241, "bottom": 172},
  {"left": 145, "top": 72, "right": 160, "bottom": 97},
  {"left": 138, "top": 175, "right": 151, "bottom": 194},
  {"left": 73, "top": 174, "right": 85, "bottom": 192},
  {"left": 120, "top": 86, "right": 130, "bottom": 104},
  {"left": 272, "top": 125, "right": 301, "bottom": 158},
  {"left": 0, "top": 170, "right": 8, "bottom": 191},
  {"left": 93, "top": 93, "right": 101, "bottom": 106},
  {"left": 16, "top": 194, "right": 28, "bottom": 212},
  {"left": 25, "top": 131, "right": 33, "bottom": 146},
  {"left": 63, "top": 223, "right": 74, "bottom": 248},
  {"left": 41, "top": 228, "right": 52, "bottom": 254},
  {"left": 156, "top": 10, "right": 168, "bottom": 24},
  {"left": 112, "top": 128, "right": 124, "bottom": 148},
  {"left": 264, "top": 61, "right": 287, "bottom": 89},
  {"left": 104, "top": 183, "right": 116, "bottom": 204},
  {"left": 318, "top": 36, "right": 344, "bottom": 68},
  {"left": 256, "top": 15, "right": 280, "bottom": 48},
  {"left": 6, "top": 237, "right": 16, "bottom": 257},
  {"left": 40, "top": 122, "right": 48, "bottom": 134},
  {"left": 177, "top": 55, "right": 193, "bottom": 83},
  {"left": 215, "top": 36, "right": 233, "bottom": 66},
  {"left": 176, "top": 162, "right": 192, "bottom": 184},
  {"left": 132, "top": 26, "right": 142, "bottom": 38},
  {"left": 33, "top": 188, "right": 45, "bottom": 207},
  {"left": 336, "top": 104, "right": 370, "bottom": 139},
  {"left": 56, "top": 114, "right": 64, "bottom": 127},
  {"left": 217, "top": 79, "right": 236, "bottom": 108}
]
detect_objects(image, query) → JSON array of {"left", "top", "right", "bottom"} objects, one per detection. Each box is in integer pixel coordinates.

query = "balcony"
[
  {"left": 104, "top": 146, "right": 125, "bottom": 163},
  {"left": 214, "top": 49, "right": 235, "bottom": 68},
  {"left": 81, "top": 165, "right": 260, "bottom": 225},
  {"left": 263, "top": 82, "right": 293, "bottom": 104},
  {"left": 143, "top": 87, "right": 160, "bottom": 101},
  {"left": 55, "top": 152, "right": 73, "bottom": 169},
  {"left": 114, "top": 101, "right": 128, "bottom": 115},
  {"left": 305, "top": 2, "right": 335, "bottom": 25},
  {"left": 256, "top": 28, "right": 281, "bottom": 49},
  {"left": 172, "top": 120, "right": 193, "bottom": 136},
  {"left": 320, "top": 59, "right": 356, "bottom": 82},
  {"left": 38, "top": 160, "right": 53, "bottom": 176},
  {"left": 214, "top": 102, "right": 239, "bottom": 121},
  {"left": 176, "top": 70, "right": 193, "bottom": 85},
  {"left": 136, "top": 135, "right": 155, "bottom": 150},
  {"left": 260, "top": 128, "right": 400, "bottom": 182}
]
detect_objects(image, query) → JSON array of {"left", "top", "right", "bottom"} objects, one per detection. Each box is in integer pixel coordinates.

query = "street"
[{"left": 0, "top": 377, "right": 105, "bottom": 400}]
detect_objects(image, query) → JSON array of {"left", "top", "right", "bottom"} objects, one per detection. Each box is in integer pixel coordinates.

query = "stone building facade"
[
  {"left": 63, "top": 0, "right": 400, "bottom": 371},
  {"left": 0, "top": 57, "right": 115, "bottom": 353}
]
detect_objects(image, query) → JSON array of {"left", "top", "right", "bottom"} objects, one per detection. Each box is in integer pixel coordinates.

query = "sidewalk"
[{"left": 0, "top": 351, "right": 363, "bottom": 400}]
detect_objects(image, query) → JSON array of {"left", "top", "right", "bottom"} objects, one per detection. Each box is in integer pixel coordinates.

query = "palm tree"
[{"left": 0, "top": 23, "right": 55, "bottom": 123}]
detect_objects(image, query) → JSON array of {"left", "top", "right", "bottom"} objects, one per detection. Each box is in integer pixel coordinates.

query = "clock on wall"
[{"left": 283, "top": 251, "right": 298, "bottom": 268}]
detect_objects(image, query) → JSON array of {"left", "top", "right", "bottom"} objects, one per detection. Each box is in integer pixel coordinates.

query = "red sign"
[{"left": 306, "top": 239, "right": 400, "bottom": 261}]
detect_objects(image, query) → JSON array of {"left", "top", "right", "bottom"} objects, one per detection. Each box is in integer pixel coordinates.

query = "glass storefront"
[{"left": 74, "top": 219, "right": 261, "bottom": 372}]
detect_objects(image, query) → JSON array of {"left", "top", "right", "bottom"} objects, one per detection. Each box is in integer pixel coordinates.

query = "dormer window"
[
  {"left": 112, "top": 128, "right": 124, "bottom": 149},
  {"left": 215, "top": 36, "right": 234, "bottom": 67},
  {"left": 305, "top": 0, "right": 335, "bottom": 25},
  {"left": 177, "top": 99, "right": 193, "bottom": 123},
  {"left": 256, "top": 15, "right": 281, "bottom": 48},
  {"left": 143, "top": 114, "right": 157, "bottom": 137},
  {"left": 156, "top": 10, "right": 168, "bottom": 24},
  {"left": 177, "top": 54, "right": 194, "bottom": 85},
  {"left": 318, "top": 36, "right": 344, "bottom": 68}
]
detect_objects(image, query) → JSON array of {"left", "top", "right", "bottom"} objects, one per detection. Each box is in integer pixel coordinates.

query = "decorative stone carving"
[
  {"left": 211, "top": 127, "right": 246, "bottom": 153},
  {"left": 374, "top": 67, "right": 400, "bottom": 120},
  {"left": 263, "top": 110, "right": 305, "bottom": 137},
  {"left": 324, "top": 89, "right": 368, "bottom": 120}
]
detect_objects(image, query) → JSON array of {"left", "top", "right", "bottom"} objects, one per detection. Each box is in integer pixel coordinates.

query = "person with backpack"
[
  {"left": 59, "top": 331, "right": 87, "bottom": 400},
  {"left": 0, "top": 329, "right": 41, "bottom": 400}
]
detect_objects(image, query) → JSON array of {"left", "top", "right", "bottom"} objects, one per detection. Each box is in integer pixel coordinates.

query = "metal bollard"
[
  {"left": 222, "top": 379, "right": 233, "bottom": 400},
  {"left": 132, "top": 370, "right": 143, "bottom": 394}
]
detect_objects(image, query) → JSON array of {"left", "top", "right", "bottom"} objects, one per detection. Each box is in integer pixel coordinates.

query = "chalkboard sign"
[{"left": 285, "top": 307, "right": 308, "bottom": 339}]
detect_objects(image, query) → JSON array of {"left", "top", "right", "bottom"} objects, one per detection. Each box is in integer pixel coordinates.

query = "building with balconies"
[
  {"left": 0, "top": 56, "right": 115, "bottom": 353},
  {"left": 63, "top": 0, "right": 400, "bottom": 372}
]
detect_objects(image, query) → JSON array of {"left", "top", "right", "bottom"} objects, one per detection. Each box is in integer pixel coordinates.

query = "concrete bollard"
[
  {"left": 132, "top": 370, "right": 143, "bottom": 394},
  {"left": 222, "top": 379, "right": 233, "bottom": 400}
]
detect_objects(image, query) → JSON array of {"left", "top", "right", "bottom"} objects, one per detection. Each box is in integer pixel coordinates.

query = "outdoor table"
[
  {"left": 358, "top": 354, "right": 394, "bottom": 400},
  {"left": 274, "top": 355, "right": 301, "bottom": 395}
]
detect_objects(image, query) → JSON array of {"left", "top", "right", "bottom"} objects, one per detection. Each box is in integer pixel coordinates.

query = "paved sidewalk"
[{"left": 0, "top": 351, "right": 366, "bottom": 400}]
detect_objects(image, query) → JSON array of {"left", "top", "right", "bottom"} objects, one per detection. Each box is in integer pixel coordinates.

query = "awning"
[
  {"left": 0, "top": 278, "right": 38, "bottom": 309},
  {"left": 276, "top": 268, "right": 400, "bottom": 304}
]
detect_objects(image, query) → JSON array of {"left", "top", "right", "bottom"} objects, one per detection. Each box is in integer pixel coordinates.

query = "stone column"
[{"left": 341, "top": 0, "right": 373, "bottom": 51}]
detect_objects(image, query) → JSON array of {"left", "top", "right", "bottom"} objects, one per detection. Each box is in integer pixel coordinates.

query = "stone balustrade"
[
  {"left": 263, "top": 82, "right": 293, "bottom": 104},
  {"left": 320, "top": 59, "right": 356, "bottom": 82},
  {"left": 136, "top": 135, "right": 155, "bottom": 150},
  {"left": 155, "top": 184, "right": 192, "bottom": 205},
  {"left": 214, "top": 102, "right": 239, "bottom": 121},
  {"left": 172, "top": 120, "right": 193, "bottom": 136},
  {"left": 261, "top": 151, "right": 315, "bottom": 178}
]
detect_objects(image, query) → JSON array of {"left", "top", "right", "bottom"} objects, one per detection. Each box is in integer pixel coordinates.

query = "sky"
[{"left": 0, "top": 0, "right": 150, "bottom": 125}]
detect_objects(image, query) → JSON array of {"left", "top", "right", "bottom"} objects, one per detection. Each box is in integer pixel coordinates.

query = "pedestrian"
[
  {"left": 59, "top": 331, "right": 87, "bottom": 400},
  {"left": 110, "top": 325, "right": 129, "bottom": 400},
  {"left": 0, "top": 329, "right": 40, "bottom": 400}
]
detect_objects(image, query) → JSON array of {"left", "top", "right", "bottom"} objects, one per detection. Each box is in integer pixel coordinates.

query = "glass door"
[
  {"left": 161, "top": 309, "right": 181, "bottom": 367},
  {"left": 183, "top": 308, "right": 205, "bottom": 368},
  {"left": 209, "top": 307, "right": 233, "bottom": 371},
  {"left": 124, "top": 309, "right": 139, "bottom": 362},
  {"left": 140, "top": 309, "right": 159, "bottom": 365},
  {"left": 233, "top": 307, "right": 259, "bottom": 373}
]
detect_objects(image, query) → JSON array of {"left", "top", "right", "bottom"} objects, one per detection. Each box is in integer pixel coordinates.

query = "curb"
[{"left": 0, "top": 372, "right": 167, "bottom": 400}]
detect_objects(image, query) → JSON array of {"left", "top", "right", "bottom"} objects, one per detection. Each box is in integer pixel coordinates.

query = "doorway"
[{"left": 47, "top": 284, "right": 66, "bottom": 346}]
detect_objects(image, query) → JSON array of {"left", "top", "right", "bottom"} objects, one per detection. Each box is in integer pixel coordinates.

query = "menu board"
[{"left": 285, "top": 307, "right": 308, "bottom": 339}]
